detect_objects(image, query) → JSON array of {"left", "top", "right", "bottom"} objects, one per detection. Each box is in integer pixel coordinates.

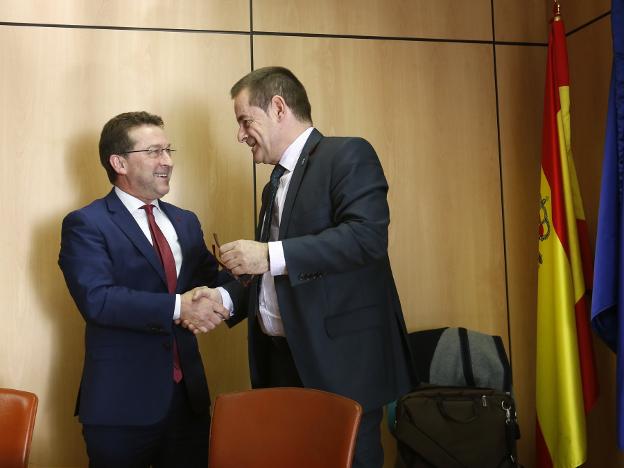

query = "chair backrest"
[
  {"left": 0, "top": 388, "right": 38, "bottom": 468},
  {"left": 208, "top": 387, "right": 362, "bottom": 468}
]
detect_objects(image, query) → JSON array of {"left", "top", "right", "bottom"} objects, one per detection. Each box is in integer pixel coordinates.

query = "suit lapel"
[
  {"left": 105, "top": 190, "right": 168, "bottom": 287},
  {"left": 278, "top": 129, "right": 323, "bottom": 238}
]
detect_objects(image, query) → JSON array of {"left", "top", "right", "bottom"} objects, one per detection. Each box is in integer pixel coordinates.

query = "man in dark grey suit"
[{"left": 193, "top": 66, "right": 414, "bottom": 468}]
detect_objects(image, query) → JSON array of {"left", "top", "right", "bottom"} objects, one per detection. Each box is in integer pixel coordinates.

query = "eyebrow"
[{"left": 140, "top": 143, "right": 171, "bottom": 150}]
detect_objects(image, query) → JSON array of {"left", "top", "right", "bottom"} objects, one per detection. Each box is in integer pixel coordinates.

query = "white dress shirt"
[
  {"left": 114, "top": 187, "right": 183, "bottom": 320},
  {"left": 259, "top": 126, "right": 315, "bottom": 336}
]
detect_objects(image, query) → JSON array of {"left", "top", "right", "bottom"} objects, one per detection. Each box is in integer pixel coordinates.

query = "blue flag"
[{"left": 591, "top": 0, "right": 624, "bottom": 449}]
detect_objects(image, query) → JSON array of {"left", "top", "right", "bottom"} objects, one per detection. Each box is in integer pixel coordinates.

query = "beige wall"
[{"left": 0, "top": 1, "right": 621, "bottom": 467}]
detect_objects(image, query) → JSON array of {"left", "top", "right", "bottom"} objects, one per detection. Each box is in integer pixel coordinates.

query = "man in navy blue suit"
[
  {"left": 191, "top": 67, "right": 415, "bottom": 468},
  {"left": 59, "top": 111, "right": 228, "bottom": 468}
]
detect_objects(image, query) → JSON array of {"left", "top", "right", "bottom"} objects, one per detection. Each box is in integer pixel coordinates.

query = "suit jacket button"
[{"left": 162, "top": 342, "right": 171, "bottom": 351}]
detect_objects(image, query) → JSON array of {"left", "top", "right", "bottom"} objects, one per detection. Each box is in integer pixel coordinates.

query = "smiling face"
[
  {"left": 110, "top": 124, "right": 173, "bottom": 204},
  {"left": 233, "top": 88, "right": 282, "bottom": 165}
]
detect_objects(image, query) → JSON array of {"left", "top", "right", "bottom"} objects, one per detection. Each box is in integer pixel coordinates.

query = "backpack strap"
[
  {"left": 492, "top": 335, "right": 513, "bottom": 393},
  {"left": 458, "top": 327, "right": 476, "bottom": 387}
]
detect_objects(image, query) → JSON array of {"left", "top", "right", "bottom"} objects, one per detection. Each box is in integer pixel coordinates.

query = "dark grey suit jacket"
[{"left": 226, "top": 129, "right": 414, "bottom": 411}]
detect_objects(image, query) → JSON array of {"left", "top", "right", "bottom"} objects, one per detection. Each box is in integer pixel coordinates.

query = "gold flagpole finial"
[{"left": 553, "top": 0, "right": 561, "bottom": 20}]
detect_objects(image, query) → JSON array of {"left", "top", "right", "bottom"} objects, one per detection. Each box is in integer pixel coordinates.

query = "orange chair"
[
  {"left": 208, "top": 387, "right": 362, "bottom": 468},
  {"left": 0, "top": 388, "right": 38, "bottom": 468}
]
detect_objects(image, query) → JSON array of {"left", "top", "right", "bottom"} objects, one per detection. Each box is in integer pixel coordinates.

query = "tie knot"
[
  {"left": 141, "top": 204, "right": 155, "bottom": 216},
  {"left": 270, "top": 164, "right": 286, "bottom": 185}
]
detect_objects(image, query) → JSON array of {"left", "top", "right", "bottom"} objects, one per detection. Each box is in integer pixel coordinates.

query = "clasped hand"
[
  {"left": 219, "top": 239, "right": 269, "bottom": 276},
  {"left": 178, "top": 287, "right": 227, "bottom": 335}
]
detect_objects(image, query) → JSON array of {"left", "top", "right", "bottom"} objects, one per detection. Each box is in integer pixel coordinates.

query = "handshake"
[
  {"left": 176, "top": 238, "right": 271, "bottom": 335},
  {"left": 177, "top": 286, "right": 227, "bottom": 335}
]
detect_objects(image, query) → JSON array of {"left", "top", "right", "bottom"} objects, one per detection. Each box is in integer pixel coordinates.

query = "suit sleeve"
[
  {"left": 180, "top": 212, "right": 246, "bottom": 326},
  {"left": 58, "top": 210, "right": 174, "bottom": 334},
  {"left": 283, "top": 138, "right": 390, "bottom": 286}
]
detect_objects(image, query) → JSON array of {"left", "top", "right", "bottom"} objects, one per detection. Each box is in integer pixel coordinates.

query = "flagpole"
[{"left": 553, "top": 0, "right": 561, "bottom": 21}]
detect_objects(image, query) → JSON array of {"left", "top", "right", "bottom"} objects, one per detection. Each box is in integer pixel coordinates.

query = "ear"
[
  {"left": 109, "top": 154, "right": 127, "bottom": 175},
  {"left": 271, "top": 95, "right": 288, "bottom": 121}
]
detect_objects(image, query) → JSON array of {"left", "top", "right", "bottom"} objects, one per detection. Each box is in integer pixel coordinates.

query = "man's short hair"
[
  {"left": 230, "top": 66, "right": 312, "bottom": 123},
  {"left": 99, "top": 111, "right": 164, "bottom": 183}
]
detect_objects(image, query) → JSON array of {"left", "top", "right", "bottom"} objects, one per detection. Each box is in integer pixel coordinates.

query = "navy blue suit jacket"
[
  {"left": 225, "top": 129, "right": 415, "bottom": 412},
  {"left": 59, "top": 189, "right": 222, "bottom": 426}
]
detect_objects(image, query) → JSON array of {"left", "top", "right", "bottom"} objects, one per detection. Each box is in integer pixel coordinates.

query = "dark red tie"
[{"left": 142, "top": 204, "right": 183, "bottom": 383}]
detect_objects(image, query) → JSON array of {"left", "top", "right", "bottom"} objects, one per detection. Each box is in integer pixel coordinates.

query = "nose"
[
  {"left": 160, "top": 150, "right": 173, "bottom": 166},
  {"left": 237, "top": 125, "right": 247, "bottom": 144}
]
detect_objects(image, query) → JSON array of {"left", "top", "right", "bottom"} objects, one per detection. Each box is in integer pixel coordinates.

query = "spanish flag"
[{"left": 536, "top": 7, "right": 599, "bottom": 468}]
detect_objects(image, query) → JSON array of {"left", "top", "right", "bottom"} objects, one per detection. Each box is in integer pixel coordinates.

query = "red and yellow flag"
[{"left": 536, "top": 9, "right": 599, "bottom": 468}]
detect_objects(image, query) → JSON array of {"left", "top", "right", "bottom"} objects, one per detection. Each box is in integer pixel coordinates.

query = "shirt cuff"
[
  {"left": 268, "top": 241, "right": 288, "bottom": 276},
  {"left": 217, "top": 287, "right": 234, "bottom": 317},
  {"left": 173, "top": 294, "right": 181, "bottom": 321}
]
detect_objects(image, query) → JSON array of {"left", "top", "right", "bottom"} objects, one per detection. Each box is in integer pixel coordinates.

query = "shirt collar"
[
  {"left": 278, "top": 126, "right": 314, "bottom": 173},
  {"left": 114, "top": 186, "right": 161, "bottom": 213}
]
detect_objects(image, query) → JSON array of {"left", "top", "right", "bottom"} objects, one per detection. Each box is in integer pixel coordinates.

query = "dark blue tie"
[{"left": 260, "top": 164, "right": 286, "bottom": 242}]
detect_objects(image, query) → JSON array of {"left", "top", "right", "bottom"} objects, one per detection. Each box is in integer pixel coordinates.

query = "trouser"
[
  {"left": 265, "top": 334, "right": 384, "bottom": 468},
  {"left": 82, "top": 380, "right": 210, "bottom": 468}
]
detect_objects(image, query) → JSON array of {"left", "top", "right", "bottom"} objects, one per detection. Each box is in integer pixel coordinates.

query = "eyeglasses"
[
  {"left": 212, "top": 233, "right": 254, "bottom": 287},
  {"left": 122, "top": 147, "right": 176, "bottom": 158}
]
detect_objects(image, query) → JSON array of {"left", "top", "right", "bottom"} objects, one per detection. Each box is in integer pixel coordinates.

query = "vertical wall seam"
[
  {"left": 249, "top": 0, "right": 257, "bottom": 233},
  {"left": 490, "top": 0, "right": 514, "bottom": 369}
]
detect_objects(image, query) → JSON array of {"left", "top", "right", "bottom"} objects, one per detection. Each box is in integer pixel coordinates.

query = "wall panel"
[
  {"left": 0, "top": 26, "right": 251, "bottom": 466},
  {"left": 568, "top": 16, "right": 624, "bottom": 468},
  {"left": 564, "top": 0, "right": 611, "bottom": 33},
  {"left": 0, "top": 0, "right": 248, "bottom": 31},
  {"left": 253, "top": 0, "right": 492, "bottom": 40},
  {"left": 494, "top": 0, "right": 549, "bottom": 43},
  {"left": 496, "top": 44, "right": 546, "bottom": 465},
  {"left": 568, "top": 16, "right": 612, "bottom": 238}
]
